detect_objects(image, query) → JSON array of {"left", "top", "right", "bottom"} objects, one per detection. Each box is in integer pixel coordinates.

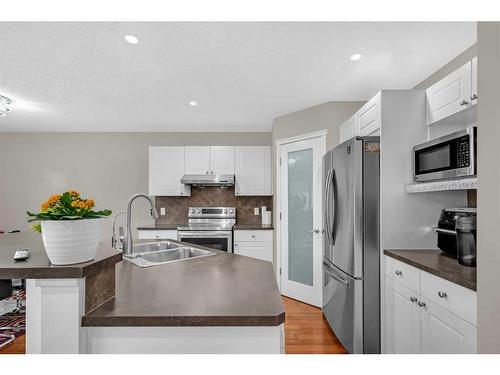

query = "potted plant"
[{"left": 27, "top": 191, "right": 112, "bottom": 265}]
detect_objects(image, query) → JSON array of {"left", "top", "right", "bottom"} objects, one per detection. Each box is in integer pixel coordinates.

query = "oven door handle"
[
  {"left": 433, "top": 227, "right": 457, "bottom": 235},
  {"left": 177, "top": 231, "right": 232, "bottom": 238}
]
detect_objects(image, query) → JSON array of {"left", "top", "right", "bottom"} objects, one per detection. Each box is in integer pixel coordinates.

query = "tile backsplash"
[{"left": 155, "top": 187, "right": 273, "bottom": 225}]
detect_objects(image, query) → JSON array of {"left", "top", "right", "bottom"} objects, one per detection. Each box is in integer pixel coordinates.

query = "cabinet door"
[
  {"left": 149, "top": 147, "right": 190, "bottom": 196},
  {"left": 425, "top": 61, "right": 472, "bottom": 126},
  {"left": 356, "top": 92, "right": 381, "bottom": 136},
  {"left": 234, "top": 146, "right": 272, "bottom": 195},
  {"left": 185, "top": 146, "right": 210, "bottom": 174},
  {"left": 210, "top": 146, "right": 235, "bottom": 174},
  {"left": 385, "top": 277, "right": 421, "bottom": 354},
  {"left": 420, "top": 297, "right": 476, "bottom": 354},
  {"left": 471, "top": 57, "right": 478, "bottom": 105},
  {"left": 234, "top": 242, "right": 273, "bottom": 263},
  {"left": 339, "top": 115, "right": 356, "bottom": 144}
]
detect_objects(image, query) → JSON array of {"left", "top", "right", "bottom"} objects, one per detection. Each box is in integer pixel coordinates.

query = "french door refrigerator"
[{"left": 322, "top": 136, "right": 380, "bottom": 354}]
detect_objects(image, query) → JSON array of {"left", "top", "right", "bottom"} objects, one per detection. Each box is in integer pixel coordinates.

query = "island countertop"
[
  {"left": 82, "top": 241, "right": 285, "bottom": 327},
  {"left": 0, "top": 231, "right": 122, "bottom": 279}
]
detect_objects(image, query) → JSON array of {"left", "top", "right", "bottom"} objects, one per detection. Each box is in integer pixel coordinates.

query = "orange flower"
[
  {"left": 41, "top": 201, "right": 50, "bottom": 211},
  {"left": 79, "top": 201, "right": 86, "bottom": 209},
  {"left": 48, "top": 194, "right": 60, "bottom": 205},
  {"left": 85, "top": 199, "right": 95, "bottom": 209},
  {"left": 70, "top": 190, "right": 80, "bottom": 197}
]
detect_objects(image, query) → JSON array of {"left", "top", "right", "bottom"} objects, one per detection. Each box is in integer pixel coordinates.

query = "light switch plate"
[
  {"left": 160, "top": 207, "right": 166, "bottom": 216},
  {"left": 254, "top": 208, "right": 259, "bottom": 215}
]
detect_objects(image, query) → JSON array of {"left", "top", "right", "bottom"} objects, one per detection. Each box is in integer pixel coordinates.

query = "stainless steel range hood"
[{"left": 180, "top": 174, "right": 235, "bottom": 187}]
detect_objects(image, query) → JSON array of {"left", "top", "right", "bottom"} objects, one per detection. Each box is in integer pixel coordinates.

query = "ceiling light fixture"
[
  {"left": 189, "top": 101, "right": 198, "bottom": 107},
  {"left": 350, "top": 53, "right": 363, "bottom": 61},
  {"left": 124, "top": 35, "right": 139, "bottom": 45},
  {"left": 0, "top": 95, "right": 12, "bottom": 117}
]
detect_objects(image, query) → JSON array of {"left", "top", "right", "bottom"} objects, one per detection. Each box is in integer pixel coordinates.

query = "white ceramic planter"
[{"left": 41, "top": 219, "right": 101, "bottom": 265}]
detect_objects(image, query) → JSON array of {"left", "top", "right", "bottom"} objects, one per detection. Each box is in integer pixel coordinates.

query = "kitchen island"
[{"left": 0, "top": 232, "right": 284, "bottom": 354}]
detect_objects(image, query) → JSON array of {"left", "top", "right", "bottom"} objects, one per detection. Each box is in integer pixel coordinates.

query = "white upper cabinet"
[
  {"left": 356, "top": 92, "right": 381, "bottom": 136},
  {"left": 185, "top": 146, "right": 210, "bottom": 174},
  {"left": 149, "top": 147, "right": 191, "bottom": 196},
  {"left": 471, "top": 57, "right": 478, "bottom": 105},
  {"left": 235, "top": 146, "right": 272, "bottom": 196},
  {"left": 425, "top": 60, "right": 474, "bottom": 126},
  {"left": 185, "top": 146, "right": 235, "bottom": 175},
  {"left": 210, "top": 146, "right": 235, "bottom": 174},
  {"left": 338, "top": 115, "right": 356, "bottom": 144}
]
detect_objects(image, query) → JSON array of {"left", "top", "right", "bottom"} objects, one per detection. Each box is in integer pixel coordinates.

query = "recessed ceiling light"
[
  {"left": 350, "top": 53, "right": 362, "bottom": 61},
  {"left": 124, "top": 35, "right": 139, "bottom": 45},
  {"left": 189, "top": 101, "right": 198, "bottom": 107}
]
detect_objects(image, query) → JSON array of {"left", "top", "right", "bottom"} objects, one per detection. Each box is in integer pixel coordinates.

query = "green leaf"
[{"left": 60, "top": 192, "right": 72, "bottom": 208}]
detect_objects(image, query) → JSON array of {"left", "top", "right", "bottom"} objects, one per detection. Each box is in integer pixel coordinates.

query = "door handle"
[
  {"left": 309, "top": 228, "right": 320, "bottom": 234},
  {"left": 460, "top": 99, "right": 469, "bottom": 106},
  {"left": 322, "top": 262, "right": 350, "bottom": 286},
  {"left": 323, "top": 169, "right": 332, "bottom": 245},
  {"left": 330, "top": 169, "right": 337, "bottom": 245}
]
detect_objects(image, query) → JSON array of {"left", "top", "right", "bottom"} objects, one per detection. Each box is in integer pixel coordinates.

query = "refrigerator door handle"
[
  {"left": 323, "top": 168, "right": 333, "bottom": 245},
  {"left": 330, "top": 169, "right": 337, "bottom": 245},
  {"left": 322, "top": 261, "right": 349, "bottom": 286}
]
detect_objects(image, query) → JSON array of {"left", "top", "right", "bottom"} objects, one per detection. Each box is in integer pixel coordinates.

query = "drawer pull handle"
[
  {"left": 438, "top": 291, "right": 447, "bottom": 298},
  {"left": 251, "top": 235, "right": 255, "bottom": 238},
  {"left": 417, "top": 301, "right": 426, "bottom": 307},
  {"left": 410, "top": 296, "right": 417, "bottom": 303},
  {"left": 395, "top": 270, "right": 402, "bottom": 276}
]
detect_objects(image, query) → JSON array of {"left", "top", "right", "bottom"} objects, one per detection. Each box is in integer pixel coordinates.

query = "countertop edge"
[
  {"left": 82, "top": 312, "right": 285, "bottom": 327},
  {"left": 383, "top": 250, "right": 476, "bottom": 291}
]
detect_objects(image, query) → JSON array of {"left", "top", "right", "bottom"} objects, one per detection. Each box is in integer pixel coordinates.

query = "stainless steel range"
[{"left": 177, "top": 207, "right": 236, "bottom": 252}]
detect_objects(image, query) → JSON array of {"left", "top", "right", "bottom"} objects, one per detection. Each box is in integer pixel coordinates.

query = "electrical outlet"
[
  {"left": 160, "top": 207, "right": 166, "bottom": 216},
  {"left": 254, "top": 208, "right": 260, "bottom": 215}
]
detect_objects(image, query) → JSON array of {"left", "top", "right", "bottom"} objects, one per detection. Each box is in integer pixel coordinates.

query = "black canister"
[{"left": 455, "top": 216, "right": 477, "bottom": 267}]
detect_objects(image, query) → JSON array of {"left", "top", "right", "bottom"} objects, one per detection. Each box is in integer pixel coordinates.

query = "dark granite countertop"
[
  {"left": 0, "top": 231, "right": 122, "bottom": 279},
  {"left": 137, "top": 224, "right": 185, "bottom": 230},
  {"left": 82, "top": 240, "right": 284, "bottom": 327},
  {"left": 384, "top": 249, "right": 476, "bottom": 291},
  {"left": 233, "top": 224, "right": 274, "bottom": 230}
]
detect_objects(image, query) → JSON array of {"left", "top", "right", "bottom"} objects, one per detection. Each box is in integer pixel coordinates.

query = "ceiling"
[{"left": 0, "top": 22, "right": 476, "bottom": 132}]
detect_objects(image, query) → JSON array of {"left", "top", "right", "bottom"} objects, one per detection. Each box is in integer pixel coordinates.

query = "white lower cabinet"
[
  {"left": 234, "top": 230, "right": 273, "bottom": 263},
  {"left": 137, "top": 229, "right": 177, "bottom": 240},
  {"left": 384, "top": 256, "right": 476, "bottom": 354},
  {"left": 385, "top": 278, "right": 421, "bottom": 354}
]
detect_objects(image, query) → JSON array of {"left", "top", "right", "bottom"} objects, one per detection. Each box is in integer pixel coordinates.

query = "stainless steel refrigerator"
[{"left": 322, "top": 136, "right": 380, "bottom": 354}]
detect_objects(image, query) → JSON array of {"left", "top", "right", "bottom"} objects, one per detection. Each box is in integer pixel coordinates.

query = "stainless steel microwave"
[{"left": 413, "top": 127, "right": 476, "bottom": 182}]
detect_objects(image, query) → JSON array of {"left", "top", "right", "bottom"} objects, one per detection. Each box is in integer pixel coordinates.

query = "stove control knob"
[
  {"left": 229, "top": 209, "right": 234, "bottom": 214},
  {"left": 223, "top": 209, "right": 228, "bottom": 214},
  {"left": 196, "top": 209, "right": 201, "bottom": 214}
]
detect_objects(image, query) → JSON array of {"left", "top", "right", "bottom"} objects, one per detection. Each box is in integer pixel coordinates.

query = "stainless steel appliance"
[
  {"left": 322, "top": 136, "right": 380, "bottom": 354},
  {"left": 180, "top": 174, "right": 234, "bottom": 187},
  {"left": 434, "top": 207, "right": 477, "bottom": 261},
  {"left": 177, "top": 207, "right": 236, "bottom": 252},
  {"left": 413, "top": 127, "right": 476, "bottom": 182}
]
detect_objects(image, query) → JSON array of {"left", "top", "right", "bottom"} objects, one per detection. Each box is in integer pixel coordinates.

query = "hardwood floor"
[
  {"left": 0, "top": 334, "right": 25, "bottom": 354},
  {"left": 283, "top": 296, "right": 347, "bottom": 354},
  {"left": 1, "top": 298, "right": 346, "bottom": 355}
]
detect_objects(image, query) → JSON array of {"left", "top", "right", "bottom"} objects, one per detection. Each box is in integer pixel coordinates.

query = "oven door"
[{"left": 177, "top": 231, "right": 233, "bottom": 253}]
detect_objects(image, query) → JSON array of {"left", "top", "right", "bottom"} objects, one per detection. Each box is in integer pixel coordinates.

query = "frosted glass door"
[
  {"left": 280, "top": 136, "right": 325, "bottom": 307},
  {"left": 288, "top": 149, "right": 314, "bottom": 286}
]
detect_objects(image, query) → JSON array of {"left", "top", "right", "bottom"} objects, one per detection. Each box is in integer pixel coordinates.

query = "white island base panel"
[
  {"left": 85, "top": 325, "right": 284, "bottom": 354},
  {"left": 25, "top": 278, "right": 284, "bottom": 354}
]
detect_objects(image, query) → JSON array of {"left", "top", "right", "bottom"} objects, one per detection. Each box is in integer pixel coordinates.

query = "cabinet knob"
[
  {"left": 410, "top": 296, "right": 417, "bottom": 303},
  {"left": 395, "top": 270, "right": 403, "bottom": 276},
  {"left": 438, "top": 291, "right": 447, "bottom": 298},
  {"left": 471, "top": 94, "right": 478, "bottom": 101},
  {"left": 460, "top": 99, "right": 469, "bottom": 106},
  {"left": 211, "top": 171, "right": 214, "bottom": 174},
  {"left": 417, "top": 301, "right": 426, "bottom": 307},
  {"left": 251, "top": 235, "right": 255, "bottom": 238}
]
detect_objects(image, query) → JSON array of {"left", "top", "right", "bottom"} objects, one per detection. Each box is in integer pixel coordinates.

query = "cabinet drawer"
[
  {"left": 421, "top": 271, "right": 477, "bottom": 326},
  {"left": 234, "top": 242, "right": 273, "bottom": 263},
  {"left": 385, "top": 256, "right": 420, "bottom": 293},
  {"left": 234, "top": 230, "right": 273, "bottom": 242},
  {"left": 137, "top": 230, "right": 177, "bottom": 240}
]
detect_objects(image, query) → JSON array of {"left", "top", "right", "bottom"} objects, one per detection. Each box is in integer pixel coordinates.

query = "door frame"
[{"left": 275, "top": 129, "right": 327, "bottom": 294}]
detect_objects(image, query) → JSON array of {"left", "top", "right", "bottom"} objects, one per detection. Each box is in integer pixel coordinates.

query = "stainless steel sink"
[{"left": 124, "top": 241, "right": 216, "bottom": 267}]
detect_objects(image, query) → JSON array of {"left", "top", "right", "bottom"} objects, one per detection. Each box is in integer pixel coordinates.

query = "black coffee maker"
[{"left": 436, "top": 207, "right": 477, "bottom": 267}]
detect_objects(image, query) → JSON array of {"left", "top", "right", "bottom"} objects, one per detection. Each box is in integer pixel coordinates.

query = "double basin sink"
[{"left": 124, "top": 241, "right": 215, "bottom": 268}]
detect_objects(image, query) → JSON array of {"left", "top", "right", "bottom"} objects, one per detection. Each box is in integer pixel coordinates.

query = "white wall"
[
  {"left": 0, "top": 132, "right": 270, "bottom": 239},
  {"left": 476, "top": 22, "right": 500, "bottom": 354}
]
